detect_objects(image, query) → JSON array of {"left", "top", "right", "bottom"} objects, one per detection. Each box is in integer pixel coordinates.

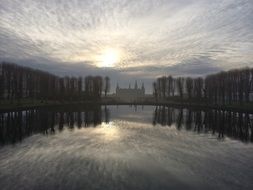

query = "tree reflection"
[
  {"left": 0, "top": 106, "right": 110, "bottom": 145},
  {"left": 153, "top": 106, "right": 253, "bottom": 143},
  {"left": 1, "top": 106, "right": 252, "bottom": 146}
]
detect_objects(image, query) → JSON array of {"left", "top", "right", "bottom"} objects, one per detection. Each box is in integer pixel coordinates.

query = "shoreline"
[{"left": 0, "top": 99, "right": 253, "bottom": 113}]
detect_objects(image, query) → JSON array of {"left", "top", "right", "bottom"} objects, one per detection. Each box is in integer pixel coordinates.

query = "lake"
[{"left": 0, "top": 105, "right": 253, "bottom": 190}]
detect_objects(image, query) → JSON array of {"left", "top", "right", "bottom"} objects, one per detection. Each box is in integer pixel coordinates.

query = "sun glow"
[
  {"left": 99, "top": 49, "right": 120, "bottom": 68},
  {"left": 95, "top": 122, "right": 120, "bottom": 141}
]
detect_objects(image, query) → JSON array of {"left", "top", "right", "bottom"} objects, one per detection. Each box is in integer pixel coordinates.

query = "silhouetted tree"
[
  {"left": 167, "top": 76, "right": 175, "bottom": 97},
  {"left": 153, "top": 67, "right": 253, "bottom": 104},
  {"left": 186, "top": 77, "right": 193, "bottom": 99},
  {"left": 193, "top": 77, "right": 203, "bottom": 100},
  {"left": 153, "top": 82, "right": 158, "bottom": 101},
  {"left": 104, "top": 76, "right": 110, "bottom": 97},
  {"left": 0, "top": 62, "right": 108, "bottom": 102},
  {"left": 0, "top": 64, "right": 4, "bottom": 101},
  {"left": 176, "top": 77, "right": 184, "bottom": 98}
]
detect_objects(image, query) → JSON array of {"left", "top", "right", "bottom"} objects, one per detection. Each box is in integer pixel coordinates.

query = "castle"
[{"left": 116, "top": 81, "right": 145, "bottom": 101}]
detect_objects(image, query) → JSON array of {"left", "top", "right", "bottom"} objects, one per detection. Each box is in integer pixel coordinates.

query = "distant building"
[{"left": 116, "top": 81, "right": 145, "bottom": 101}]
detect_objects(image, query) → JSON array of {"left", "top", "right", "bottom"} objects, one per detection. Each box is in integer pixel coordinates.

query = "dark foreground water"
[{"left": 0, "top": 105, "right": 253, "bottom": 190}]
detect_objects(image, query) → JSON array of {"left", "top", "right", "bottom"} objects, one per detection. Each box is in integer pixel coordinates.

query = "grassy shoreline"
[{"left": 0, "top": 99, "right": 253, "bottom": 113}]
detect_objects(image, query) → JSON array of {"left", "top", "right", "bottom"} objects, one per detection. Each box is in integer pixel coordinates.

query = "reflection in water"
[
  {"left": 0, "top": 106, "right": 253, "bottom": 190},
  {"left": 153, "top": 106, "right": 253, "bottom": 143},
  {"left": 95, "top": 122, "right": 120, "bottom": 141},
  {"left": 0, "top": 105, "right": 253, "bottom": 145},
  {"left": 0, "top": 106, "right": 110, "bottom": 145}
]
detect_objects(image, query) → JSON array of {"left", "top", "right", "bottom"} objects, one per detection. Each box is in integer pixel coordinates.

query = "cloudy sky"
[{"left": 1, "top": 0, "right": 253, "bottom": 93}]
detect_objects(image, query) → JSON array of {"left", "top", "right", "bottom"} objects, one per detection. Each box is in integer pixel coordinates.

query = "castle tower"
[
  {"left": 116, "top": 83, "right": 119, "bottom": 93},
  {"left": 134, "top": 80, "right": 138, "bottom": 89},
  {"left": 141, "top": 83, "right": 145, "bottom": 95},
  {"left": 115, "top": 81, "right": 145, "bottom": 100}
]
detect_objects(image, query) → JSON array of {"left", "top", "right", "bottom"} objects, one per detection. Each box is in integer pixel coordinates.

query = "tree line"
[
  {"left": 153, "top": 67, "right": 253, "bottom": 104},
  {"left": 0, "top": 62, "right": 110, "bottom": 102}
]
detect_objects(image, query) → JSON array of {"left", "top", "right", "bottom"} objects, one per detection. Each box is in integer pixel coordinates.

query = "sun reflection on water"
[{"left": 96, "top": 121, "right": 120, "bottom": 141}]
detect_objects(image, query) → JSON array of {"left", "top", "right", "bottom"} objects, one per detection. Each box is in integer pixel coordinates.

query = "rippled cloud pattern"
[{"left": 1, "top": 0, "right": 253, "bottom": 90}]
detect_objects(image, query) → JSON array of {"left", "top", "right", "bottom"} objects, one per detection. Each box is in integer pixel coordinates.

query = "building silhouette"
[{"left": 116, "top": 81, "right": 145, "bottom": 101}]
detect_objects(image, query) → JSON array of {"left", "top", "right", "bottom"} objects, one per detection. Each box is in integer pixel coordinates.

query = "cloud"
[{"left": 0, "top": 0, "right": 253, "bottom": 93}]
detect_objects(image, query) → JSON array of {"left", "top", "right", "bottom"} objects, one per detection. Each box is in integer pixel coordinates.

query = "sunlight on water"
[
  {"left": 95, "top": 122, "right": 120, "bottom": 141},
  {"left": 0, "top": 106, "right": 252, "bottom": 190}
]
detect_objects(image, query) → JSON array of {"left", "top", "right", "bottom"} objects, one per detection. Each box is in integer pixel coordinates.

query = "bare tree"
[
  {"left": 104, "top": 76, "right": 110, "bottom": 97},
  {"left": 176, "top": 77, "right": 184, "bottom": 99},
  {"left": 186, "top": 77, "right": 193, "bottom": 99}
]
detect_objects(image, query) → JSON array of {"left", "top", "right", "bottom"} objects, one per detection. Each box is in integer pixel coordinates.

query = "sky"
[{"left": 1, "top": 0, "right": 253, "bottom": 93}]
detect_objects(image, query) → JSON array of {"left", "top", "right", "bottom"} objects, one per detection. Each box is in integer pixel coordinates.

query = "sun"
[{"left": 99, "top": 49, "right": 120, "bottom": 68}]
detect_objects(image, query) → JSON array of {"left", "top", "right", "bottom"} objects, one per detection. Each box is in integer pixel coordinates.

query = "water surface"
[{"left": 0, "top": 106, "right": 253, "bottom": 190}]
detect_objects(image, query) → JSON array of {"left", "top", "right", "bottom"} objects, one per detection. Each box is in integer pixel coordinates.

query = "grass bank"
[{"left": 0, "top": 98, "right": 253, "bottom": 113}]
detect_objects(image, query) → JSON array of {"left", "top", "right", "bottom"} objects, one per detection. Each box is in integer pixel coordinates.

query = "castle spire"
[
  {"left": 135, "top": 80, "right": 138, "bottom": 89},
  {"left": 141, "top": 82, "right": 144, "bottom": 89},
  {"left": 141, "top": 82, "right": 145, "bottom": 94}
]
